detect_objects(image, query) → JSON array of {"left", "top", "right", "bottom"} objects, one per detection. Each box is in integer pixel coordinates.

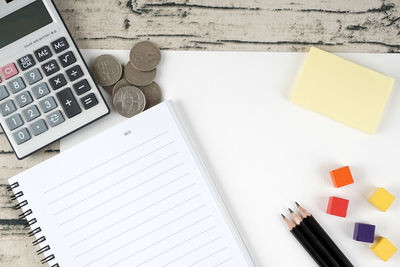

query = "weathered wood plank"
[{"left": 54, "top": 0, "right": 400, "bottom": 52}]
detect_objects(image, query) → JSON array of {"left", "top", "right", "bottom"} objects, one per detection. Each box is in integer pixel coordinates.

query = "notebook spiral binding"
[{"left": 8, "top": 182, "right": 59, "bottom": 267}]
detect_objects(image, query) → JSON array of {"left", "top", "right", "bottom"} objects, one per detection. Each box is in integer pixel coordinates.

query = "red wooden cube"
[{"left": 326, "top": 197, "right": 349, "bottom": 218}]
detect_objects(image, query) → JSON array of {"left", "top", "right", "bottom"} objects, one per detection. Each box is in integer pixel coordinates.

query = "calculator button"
[
  {"left": 0, "top": 85, "right": 9, "bottom": 101},
  {"left": 51, "top": 37, "right": 69, "bottom": 54},
  {"left": 24, "top": 68, "right": 42, "bottom": 85},
  {"left": 66, "top": 65, "right": 84, "bottom": 82},
  {"left": 32, "top": 82, "right": 50, "bottom": 99},
  {"left": 47, "top": 110, "right": 65, "bottom": 127},
  {"left": 0, "top": 99, "right": 16, "bottom": 116},
  {"left": 5, "top": 113, "right": 23, "bottom": 131},
  {"left": 56, "top": 88, "right": 81, "bottom": 118},
  {"left": 73, "top": 79, "right": 91, "bottom": 95},
  {"left": 34, "top": 46, "right": 52, "bottom": 62},
  {"left": 39, "top": 96, "right": 57, "bottom": 113},
  {"left": 22, "top": 105, "right": 40, "bottom": 122},
  {"left": 13, "top": 128, "right": 31, "bottom": 145},
  {"left": 29, "top": 119, "right": 48, "bottom": 136},
  {"left": 42, "top": 60, "right": 60, "bottom": 76},
  {"left": 15, "top": 91, "right": 33, "bottom": 108},
  {"left": 17, "top": 54, "right": 36, "bottom": 71},
  {"left": 0, "top": 63, "right": 18, "bottom": 80},
  {"left": 7, "top": 77, "right": 26, "bottom": 94},
  {"left": 81, "top": 93, "right": 98, "bottom": 110},
  {"left": 59, "top": 51, "right": 76, "bottom": 68},
  {"left": 49, "top": 73, "right": 67, "bottom": 90}
]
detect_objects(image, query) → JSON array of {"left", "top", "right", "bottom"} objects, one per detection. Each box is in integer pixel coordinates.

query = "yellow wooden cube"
[
  {"left": 371, "top": 237, "right": 398, "bottom": 261},
  {"left": 368, "top": 188, "right": 395, "bottom": 212}
]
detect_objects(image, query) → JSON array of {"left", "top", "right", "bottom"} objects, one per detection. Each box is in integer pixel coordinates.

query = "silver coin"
[
  {"left": 103, "top": 84, "right": 115, "bottom": 95},
  {"left": 138, "top": 82, "right": 163, "bottom": 109},
  {"left": 124, "top": 62, "right": 156, "bottom": 87},
  {"left": 130, "top": 41, "right": 161, "bottom": 71},
  {"left": 112, "top": 78, "right": 131, "bottom": 96},
  {"left": 113, "top": 86, "right": 146, "bottom": 118},
  {"left": 91, "top": 55, "right": 122, "bottom": 86}
]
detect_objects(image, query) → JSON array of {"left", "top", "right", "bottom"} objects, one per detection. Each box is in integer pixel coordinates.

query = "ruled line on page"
[
  {"left": 85, "top": 218, "right": 215, "bottom": 266},
  {"left": 64, "top": 173, "right": 192, "bottom": 238},
  {"left": 75, "top": 203, "right": 207, "bottom": 258},
  {"left": 52, "top": 157, "right": 182, "bottom": 217},
  {"left": 53, "top": 162, "right": 184, "bottom": 216},
  {"left": 214, "top": 257, "right": 233, "bottom": 266},
  {"left": 188, "top": 246, "right": 228, "bottom": 267},
  {"left": 162, "top": 236, "right": 223, "bottom": 266},
  {"left": 44, "top": 131, "right": 169, "bottom": 194},
  {"left": 109, "top": 224, "right": 216, "bottom": 267},
  {"left": 69, "top": 183, "right": 197, "bottom": 245},
  {"left": 49, "top": 141, "right": 176, "bottom": 206},
  {"left": 59, "top": 169, "right": 187, "bottom": 226}
]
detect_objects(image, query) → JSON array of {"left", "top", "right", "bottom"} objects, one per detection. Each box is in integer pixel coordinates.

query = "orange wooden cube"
[{"left": 330, "top": 166, "right": 354, "bottom": 188}]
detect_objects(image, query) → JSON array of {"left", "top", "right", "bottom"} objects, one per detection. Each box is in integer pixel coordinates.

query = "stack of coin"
[{"left": 91, "top": 41, "right": 163, "bottom": 118}]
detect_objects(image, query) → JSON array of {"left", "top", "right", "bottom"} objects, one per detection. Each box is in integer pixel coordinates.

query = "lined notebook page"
[{"left": 9, "top": 102, "right": 254, "bottom": 267}]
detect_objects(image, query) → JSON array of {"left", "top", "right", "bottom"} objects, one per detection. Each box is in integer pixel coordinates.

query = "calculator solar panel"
[{"left": 0, "top": 0, "right": 110, "bottom": 159}]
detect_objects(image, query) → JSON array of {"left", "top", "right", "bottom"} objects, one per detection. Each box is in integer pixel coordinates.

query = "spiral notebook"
[{"left": 8, "top": 101, "right": 254, "bottom": 267}]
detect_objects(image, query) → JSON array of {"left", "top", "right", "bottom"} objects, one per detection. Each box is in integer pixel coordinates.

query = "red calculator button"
[{"left": 1, "top": 63, "right": 19, "bottom": 80}]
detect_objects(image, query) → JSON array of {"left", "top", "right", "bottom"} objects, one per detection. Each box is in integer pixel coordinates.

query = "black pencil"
[
  {"left": 282, "top": 214, "right": 329, "bottom": 267},
  {"left": 296, "top": 202, "right": 353, "bottom": 267},
  {"left": 289, "top": 209, "right": 341, "bottom": 267}
]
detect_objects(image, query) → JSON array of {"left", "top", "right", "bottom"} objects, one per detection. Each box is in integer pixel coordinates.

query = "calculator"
[{"left": 0, "top": 0, "right": 110, "bottom": 159}]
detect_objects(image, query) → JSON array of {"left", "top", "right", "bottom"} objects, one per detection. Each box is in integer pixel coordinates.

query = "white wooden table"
[{"left": 1, "top": 0, "right": 399, "bottom": 265}]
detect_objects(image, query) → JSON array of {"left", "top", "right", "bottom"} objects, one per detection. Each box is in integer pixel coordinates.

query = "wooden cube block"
[
  {"left": 369, "top": 188, "right": 395, "bottom": 212},
  {"left": 329, "top": 166, "right": 354, "bottom": 188},
  {"left": 371, "top": 237, "right": 398, "bottom": 262},
  {"left": 353, "top": 222, "right": 375, "bottom": 243},
  {"left": 326, "top": 197, "right": 349, "bottom": 218}
]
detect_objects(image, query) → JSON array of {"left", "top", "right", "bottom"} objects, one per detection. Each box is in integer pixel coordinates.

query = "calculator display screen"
[{"left": 0, "top": 1, "right": 53, "bottom": 49}]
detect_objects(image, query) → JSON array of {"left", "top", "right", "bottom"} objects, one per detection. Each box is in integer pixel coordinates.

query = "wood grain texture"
[
  {"left": 53, "top": 0, "right": 400, "bottom": 52},
  {"left": 1, "top": 0, "right": 399, "bottom": 265}
]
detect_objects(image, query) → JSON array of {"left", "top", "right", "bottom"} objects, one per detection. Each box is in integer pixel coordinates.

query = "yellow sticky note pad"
[
  {"left": 371, "top": 237, "right": 398, "bottom": 262},
  {"left": 291, "top": 47, "right": 395, "bottom": 134}
]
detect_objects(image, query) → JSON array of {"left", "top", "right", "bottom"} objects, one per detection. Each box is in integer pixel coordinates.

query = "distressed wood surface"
[{"left": 1, "top": 0, "right": 399, "bottom": 265}]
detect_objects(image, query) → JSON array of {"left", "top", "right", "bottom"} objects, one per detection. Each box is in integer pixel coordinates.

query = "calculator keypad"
[
  {"left": 66, "top": 65, "right": 84, "bottom": 82},
  {"left": 39, "top": 96, "right": 57, "bottom": 113},
  {"left": 0, "top": 100, "right": 16, "bottom": 116},
  {"left": 49, "top": 73, "right": 67, "bottom": 90},
  {"left": 34, "top": 46, "right": 52, "bottom": 62},
  {"left": 8, "top": 77, "right": 25, "bottom": 94},
  {"left": 32, "top": 82, "right": 50, "bottom": 99},
  {"left": 73, "top": 79, "right": 91, "bottom": 95},
  {"left": 57, "top": 88, "right": 81, "bottom": 118},
  {"left": 51, "top": 37, "right": 69, "bottom": 54},
  {"left": 13, "top": 128, "right": 31, "bottom": 145},
  {"left": 17, "top": 55, "right": 36, "bottom": 71},
  {"left": 22, "top": 105, "right": 40, "bottom": 122},
  {"left": 0, "top": 36, "right": 106, "bottom": 155},
  {"left": 59, "top": 51, "right": 76, "bottom": 68},
  {"left": 1, "top": 63, "right": 19, "bottom": 80},
  {"left": 30, "top": 119, "right": 48, "bottom": 136},
  {"left": 42, "top": 59, "right": 60, "bottom": 76},
  {"left": 6, "top": 114, "right": 23, "bottom": 131},
  {"left": 0, "top": 85, "right": 9, "bottom": 101},
  {"left": 15, "top": 91, "right": 33, "bottom": 108},
  {"left": 47, "top": 110, "right": 65, "bottom": 127},
  {"left": 24, "top": 68, "right": 42, "bottom": 85}
]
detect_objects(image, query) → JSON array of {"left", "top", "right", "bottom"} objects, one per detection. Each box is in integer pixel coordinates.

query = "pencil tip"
[
  {"left": 288, "top": 208, "right": 294, "bottom": 213},
  {"left": 281, "top": 214, "right": 286, "bottom": 219},
  {"left": 295, "top": 201, "right": 300, "bottom": 207}
]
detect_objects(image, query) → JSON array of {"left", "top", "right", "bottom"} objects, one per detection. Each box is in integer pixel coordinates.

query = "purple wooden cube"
[{"left": 353, "top": 223, "right": 375, "bottom": 243}]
